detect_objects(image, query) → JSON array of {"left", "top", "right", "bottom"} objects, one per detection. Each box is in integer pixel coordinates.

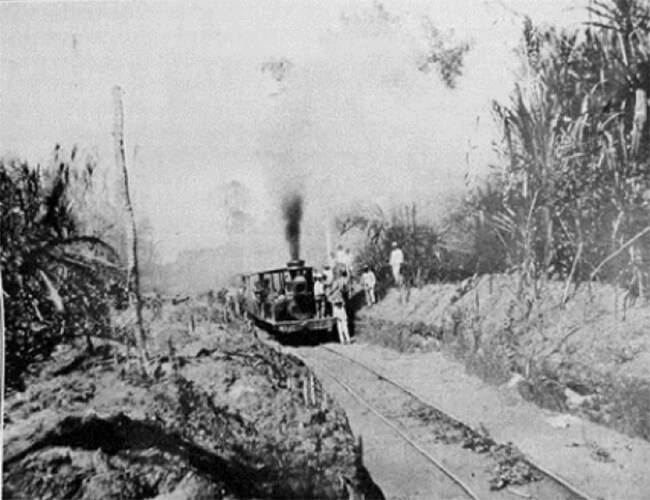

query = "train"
[{"left": 240, "top": 258, "right": 337, "bottom": 335}]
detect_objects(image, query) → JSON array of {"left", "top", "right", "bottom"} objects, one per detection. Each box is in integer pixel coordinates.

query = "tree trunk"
[{"left": 112, "top": 85, "right": 148, "bottom": 375}]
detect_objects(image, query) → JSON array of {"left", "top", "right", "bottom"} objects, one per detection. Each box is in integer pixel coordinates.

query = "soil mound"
[
  {"left": 3, "top": 303, "right": 380, "bottom": 499},
  {"left": 359, "top": 275, "right": 650, "bottom": 440}
]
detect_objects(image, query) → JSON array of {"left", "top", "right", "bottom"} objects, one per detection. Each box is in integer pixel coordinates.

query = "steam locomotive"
[{"left": 240, "top": 258, "right": 336, "bottom": 334}]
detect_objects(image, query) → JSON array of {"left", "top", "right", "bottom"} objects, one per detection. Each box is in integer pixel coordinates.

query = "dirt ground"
[
  {"left": 2, "top": 301, "right": 381, "bottom": 500},
  {"left": 293, "top": 345, "right": 585, "bottom": 500},
  {"left": 358, "top": 275, "right": 650, "bottom": 441},
  {"left": 325, "top": 342, "right": 650, "bottom": 500}
]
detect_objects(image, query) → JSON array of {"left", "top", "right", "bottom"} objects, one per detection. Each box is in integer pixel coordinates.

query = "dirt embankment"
[
  {"left": 357, "top": 275, "right": 650, "bottom": 441},
  {"left": 3, "top": 302, "right": 380, "bottom": 500}
]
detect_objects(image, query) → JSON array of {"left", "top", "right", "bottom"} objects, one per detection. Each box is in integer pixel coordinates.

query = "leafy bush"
[{"left": 1, "top": 153, "right": 125, "bottom": 391}]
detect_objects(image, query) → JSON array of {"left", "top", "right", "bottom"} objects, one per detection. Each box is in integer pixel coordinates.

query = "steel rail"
[
  {"left": 320, "top": 345, "right": 599, "bottom": 500},
  {"left": 299, "top": 351, "right": 483, "bottom": 500}
]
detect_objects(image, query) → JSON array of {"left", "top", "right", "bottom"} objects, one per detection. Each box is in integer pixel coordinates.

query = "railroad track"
[{"left": 291, "top": 344, "right": 597, "bottom": 500}]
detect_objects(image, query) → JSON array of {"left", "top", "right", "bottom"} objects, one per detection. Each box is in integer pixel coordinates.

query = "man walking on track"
[{"left": 389, "top": 241, "right": 404, "bottom": 286}]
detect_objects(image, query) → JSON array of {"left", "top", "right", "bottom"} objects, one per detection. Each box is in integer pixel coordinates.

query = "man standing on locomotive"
[{"left": 335, "top": 244, "right": 348, "bottom": 277}]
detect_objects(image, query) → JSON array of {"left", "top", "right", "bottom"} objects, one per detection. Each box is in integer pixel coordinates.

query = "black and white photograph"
[{"left": 1, "top": 0, "right": 649, "bottom": 498}]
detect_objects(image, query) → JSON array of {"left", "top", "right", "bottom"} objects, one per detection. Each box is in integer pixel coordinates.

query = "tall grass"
[
  {"left": 468, "top": 1, "right": 650, "bottom": 299},
  {"left": 339, "top": 5, "right": 649, "bottom": 301}
]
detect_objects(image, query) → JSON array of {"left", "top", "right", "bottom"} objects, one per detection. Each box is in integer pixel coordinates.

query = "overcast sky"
[{"left": 1, "top": 0, "right": 588, "bottom": 263}]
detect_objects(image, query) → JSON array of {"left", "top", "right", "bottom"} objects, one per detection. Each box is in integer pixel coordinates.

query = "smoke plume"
[{"left": 282, "top": 192, "right": 303, "bottom": 260}]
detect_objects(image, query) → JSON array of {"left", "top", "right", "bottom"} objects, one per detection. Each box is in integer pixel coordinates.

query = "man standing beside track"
[{"left": 328, "top": 270, "right": 351, "bottom": 344}]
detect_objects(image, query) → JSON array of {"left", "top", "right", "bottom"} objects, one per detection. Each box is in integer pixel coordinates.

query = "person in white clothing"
[
  {"left": 328, "top": 271, "right": 351, "bottom": 344},
  {"left": 361, "top": 265, "right": 377, "bottom": 306},
  {"left": 332, "top": 302, "right": 349, "bottom": 344},
  {"left": 389, "top": 241, "right": 404, "bottom": 286}
]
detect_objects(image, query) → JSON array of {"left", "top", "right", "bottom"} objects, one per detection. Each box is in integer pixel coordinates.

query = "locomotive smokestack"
[{"left": 282, "top": 192, "right": 303, "bottom": 260}]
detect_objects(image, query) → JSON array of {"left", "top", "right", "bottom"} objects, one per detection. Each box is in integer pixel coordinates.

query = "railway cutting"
[{"left": 280, "top": 342, "right": 595, "bottom": 500}]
